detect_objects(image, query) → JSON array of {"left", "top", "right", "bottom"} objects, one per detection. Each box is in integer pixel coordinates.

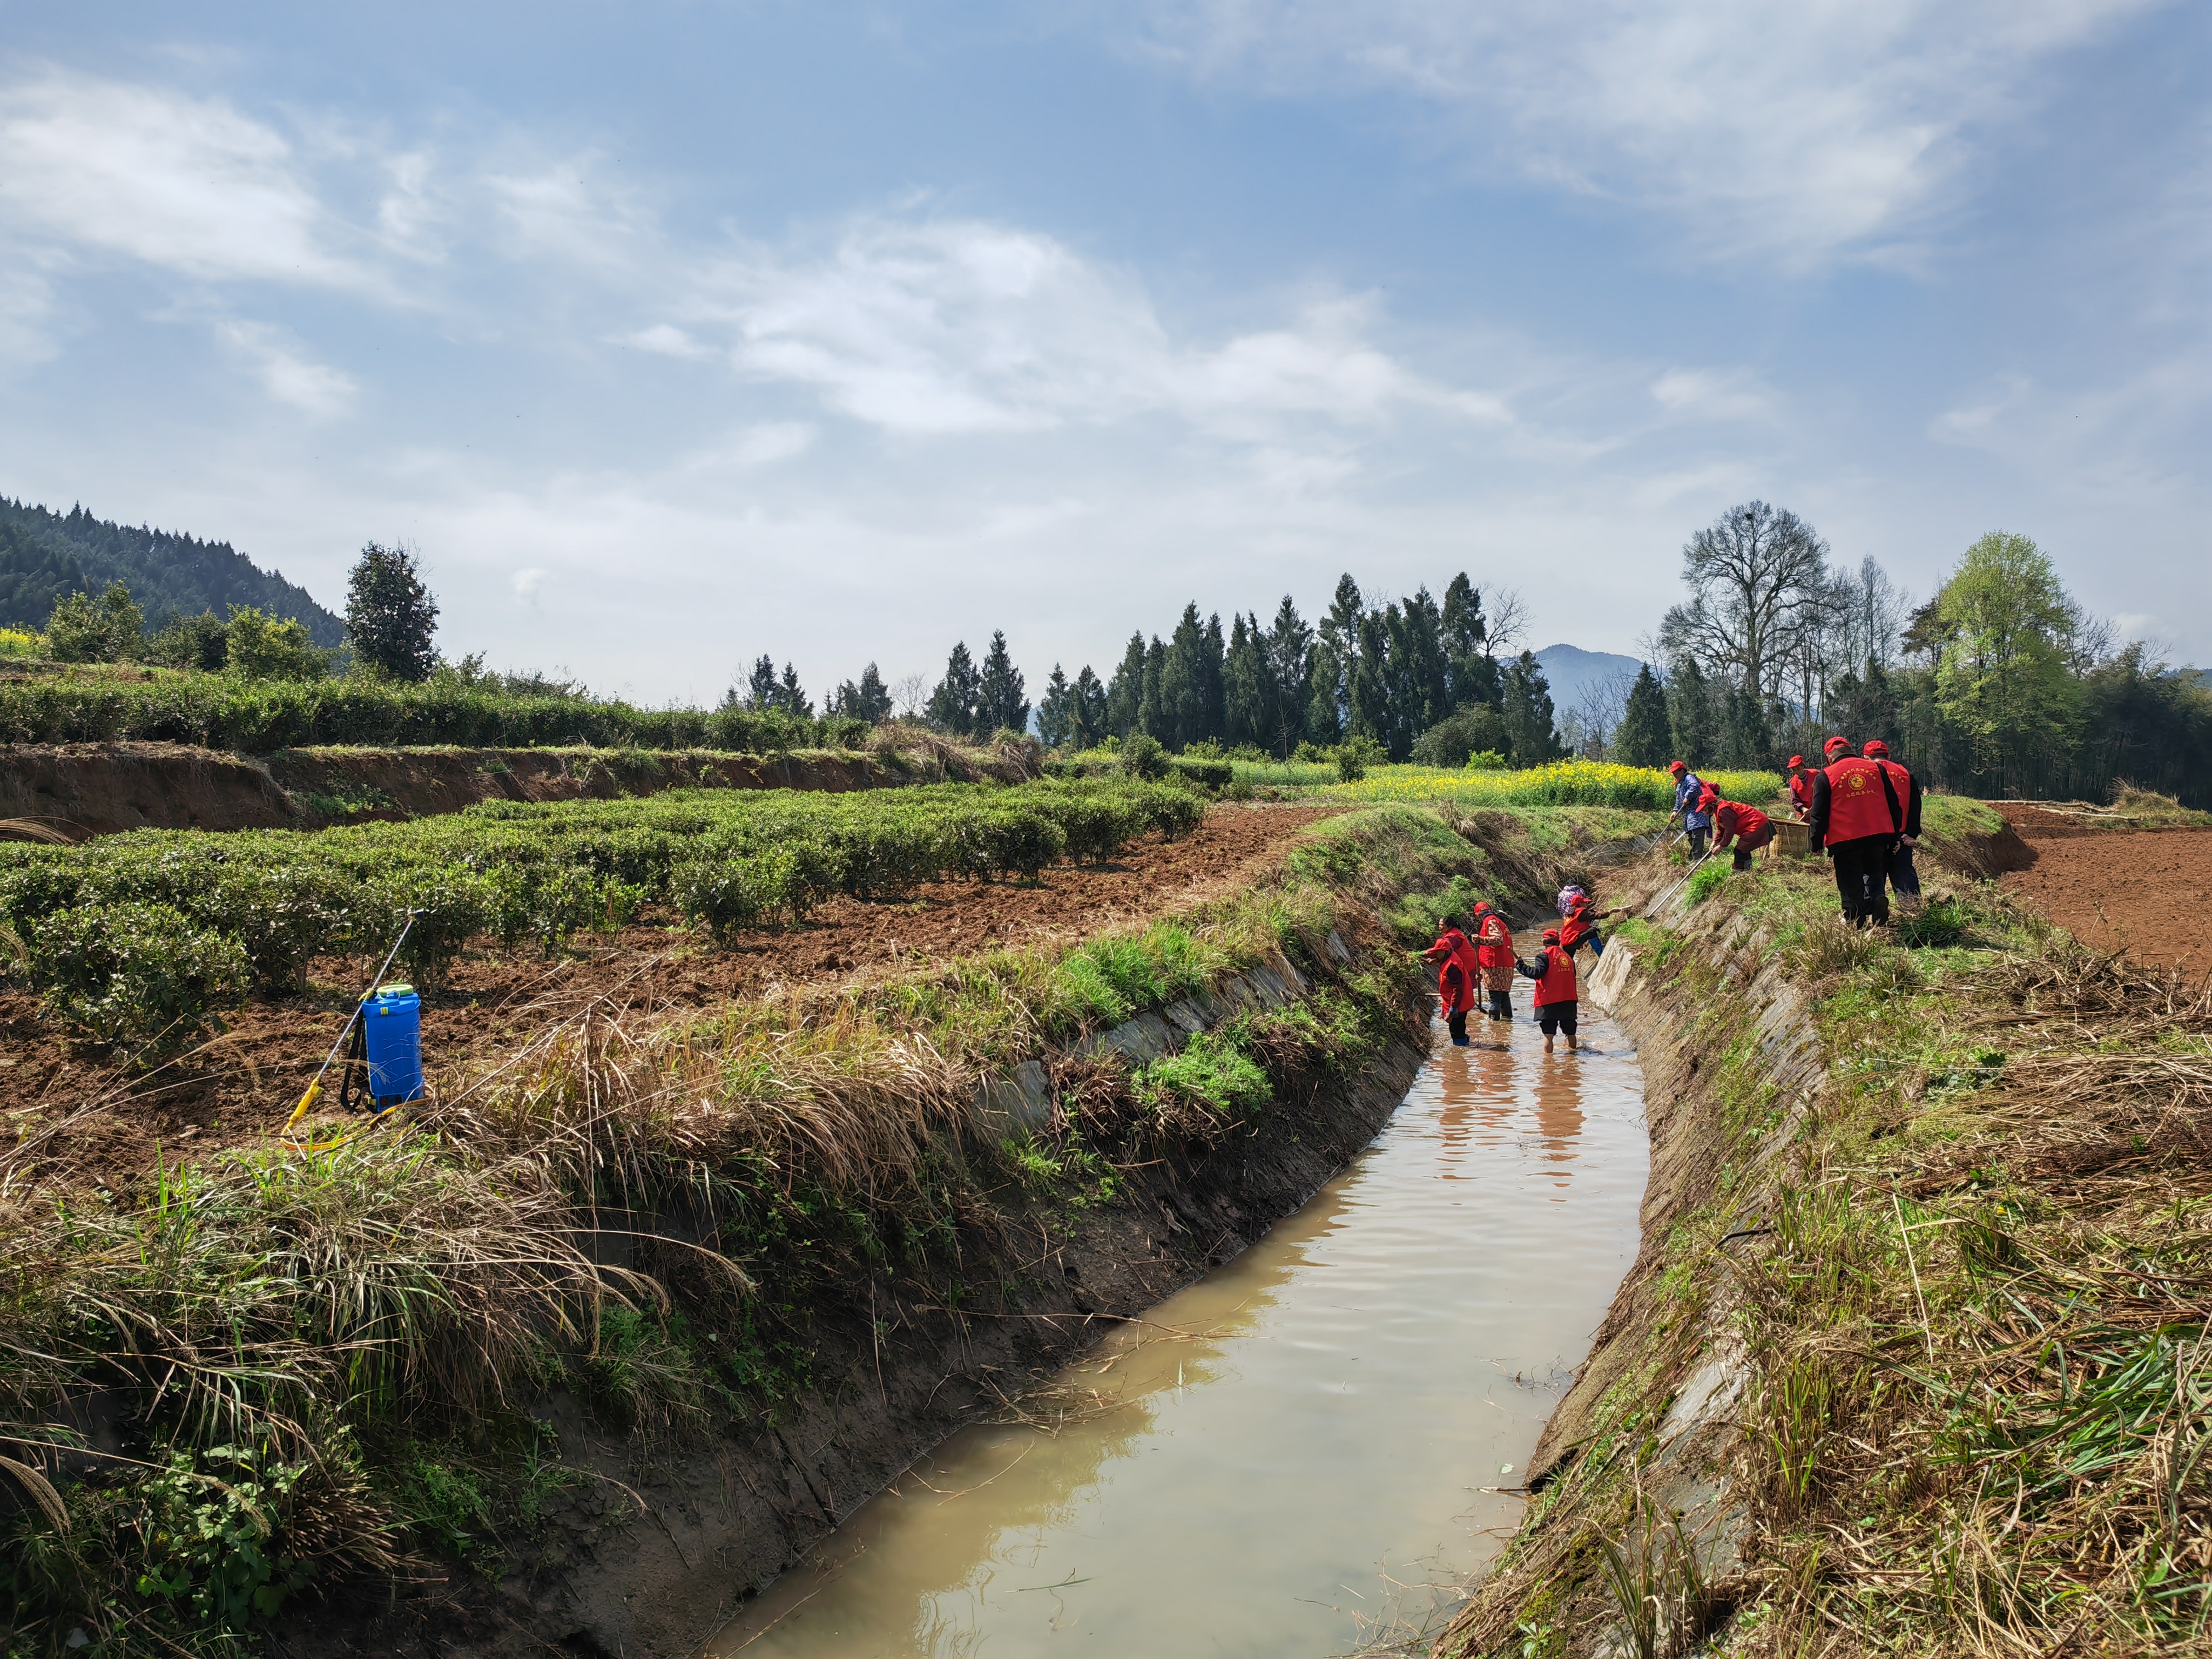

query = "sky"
[{"left": 0, "top": 1, "right": 2206, "bottom": 705}]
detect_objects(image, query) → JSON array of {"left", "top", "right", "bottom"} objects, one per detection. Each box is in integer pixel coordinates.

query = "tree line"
[
  {"left": 1582, "top": 502, "right": 2212, "bottom": 805},
  {"left": 754, "top": 574, "right": 1572, "bottom": 764}
]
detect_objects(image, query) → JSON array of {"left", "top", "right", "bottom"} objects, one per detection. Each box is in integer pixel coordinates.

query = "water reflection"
[{"left": 706, "top": 990, "right": 1647, "bottom": 1659}]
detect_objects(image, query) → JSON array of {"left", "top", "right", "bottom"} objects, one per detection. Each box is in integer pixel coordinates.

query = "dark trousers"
[
  {"left": 1446, "top": 1008, "right": 1469, "bottom": 1044},
  {"left": 1830, "top": 836, "right": 1893, "bottom": 925},
  {"left": 1729, "top": 822, "right": 1776, "bottom": 871},
  {"left": 1537, "top": 1001, "right": 1577, "bottom": 1037},
  {"left": 1687, "top": 825, "right": 1710, "bottom": 858},
  {"left": 1890, "top": 842, "right": 1921, "bottom": 898}
]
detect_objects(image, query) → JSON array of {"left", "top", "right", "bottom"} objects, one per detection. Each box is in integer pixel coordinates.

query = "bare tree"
[
  {"left": 1484, "top": 585, "right": 1529, "bottom": 657},
  {"left": 891, "top": 670, "right": 932, "bottom": 720},
  {"left": 1832, "top": 556, "right": 1911, "bottom": 674},
  {"left": 1659, "top": 502, "right": 1830, "bottom": 700},
  {"left": 1568, "top": 671, "right": 1635, "bottom": 759}
]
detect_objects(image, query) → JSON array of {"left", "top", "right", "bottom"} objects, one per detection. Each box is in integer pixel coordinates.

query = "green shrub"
[
  {"left": 1410, "top": 705, "right": 1510, "bottom": 767},
  {"left": 1684, "top": 861, "right": 1732, "bottom": 905},
  {"left": 29, "top": 900, "right": 249, "bottom": 1046},
  {"left": 1334, "top": 736, "right": 1385, "bottom": 782},
  {"left": 1120, "top": 733, "right": 1169, "bottom": 780},
  {"left": 223, "top": 604, "right": 330, "bottom": 682},
  {"left": 1170, "top": 757, "right": 1233, "bottom": 788}
]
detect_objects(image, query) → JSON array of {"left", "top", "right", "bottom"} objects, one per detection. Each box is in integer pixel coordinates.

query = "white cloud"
[
  {"left": 659, "top": 215, "right": 1505, "bottom": 442},
  {"left": 212, "top": 320, "right": 356, "bottom": 416},
  {"left": 0, "top": 69, "right": 363, "bottom": 285},
  {"left": 1129, "top": 0, "right": 2156, "bottom": 266},
  {"left": 512, "top": 567, "right": 546, "bottom": 603},
  {"left": 1650, "top": 368, "right": 1771, "bottom": 422}
]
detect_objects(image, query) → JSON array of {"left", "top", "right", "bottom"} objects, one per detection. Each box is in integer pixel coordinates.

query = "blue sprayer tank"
[{"left": 361, "top": 984, "right": 425, "bottom": 1110}]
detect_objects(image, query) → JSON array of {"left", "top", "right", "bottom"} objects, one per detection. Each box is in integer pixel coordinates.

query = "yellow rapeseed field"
[{"left": 1304, "top": 759, "right": 1783, "bottom": 810}]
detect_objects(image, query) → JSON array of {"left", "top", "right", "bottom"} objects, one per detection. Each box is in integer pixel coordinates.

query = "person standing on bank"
[
  {"left": 1808, "top": 734, "right": 1904, "bottom": 926},
  {"left": 1669, "top": 761, "right": 1712, "bottom": 857},
  {"left": 1786, "top": 755, "right": 1816, "bottom": 820},
  {"left": 1863, "top": 740, "right": 1923, "bottom": 907},
  {"left": 1516, "top": 926, "right": 1579, "bottom": 1053},
  {"left": 1422, "top": 915, "right": 1482, "bottom": 1047}
]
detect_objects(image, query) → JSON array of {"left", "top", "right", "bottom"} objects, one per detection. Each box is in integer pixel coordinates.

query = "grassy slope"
[
  {"left": 5, "top": 801, "right": 1573, "bottom": 1655},
  {"left": 1438, "top": 822, "right": 2212, "bottom": 1656}
]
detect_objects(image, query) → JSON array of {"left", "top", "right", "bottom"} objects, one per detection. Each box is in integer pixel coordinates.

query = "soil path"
[
  {"left": 1995, "top": 802, "right": 2212, "bottom": 974},
  {"left": 5, "top": 804, "right": 1338, "bottom": 1190}
]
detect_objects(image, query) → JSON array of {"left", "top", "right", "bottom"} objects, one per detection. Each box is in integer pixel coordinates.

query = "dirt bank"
[
  {"left": 0, "top": 742, "right": 908, "bottom": 838},
  {"left": 1997, "top": 802, "right": 2212, "bottom": 973}
]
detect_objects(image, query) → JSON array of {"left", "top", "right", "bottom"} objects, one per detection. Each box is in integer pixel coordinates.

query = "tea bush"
[{"left": 0, "top": 779, "right": 1204, "bottom": 1027}]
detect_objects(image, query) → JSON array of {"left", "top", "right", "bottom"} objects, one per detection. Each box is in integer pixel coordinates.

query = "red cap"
[
  {"left": 1786, "top": 754, "right": 1805, "bottom": 768},
  {"left": 1668, "top": 760, "right": 1686, "bottom": 774},
  {"left": 1863, "top": 739, "right": 1890, "bottom": 757},
  {"left": 1542, "top": 927, "right": 1561, "bottom": 943},
  {"left": 1824, "top": 736, "right": 1852, "bottom": 756}
]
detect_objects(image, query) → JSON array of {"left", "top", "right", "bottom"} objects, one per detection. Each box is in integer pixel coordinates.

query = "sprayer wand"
[{"left": 282, "top": 910, "right": 421, "bottom": 1132}]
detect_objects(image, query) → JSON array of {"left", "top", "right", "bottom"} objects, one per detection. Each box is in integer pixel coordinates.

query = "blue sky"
[{"left": 1, "top": 0, "right": 2205, "bottom": 703}]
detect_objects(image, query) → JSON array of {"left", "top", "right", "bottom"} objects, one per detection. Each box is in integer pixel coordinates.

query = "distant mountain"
[
  {"left": 1532, "top": 642, "right": 1645, "bottom": 713},
  {"left": 0, "top": 497, "right": 343, "bottom": 646}
]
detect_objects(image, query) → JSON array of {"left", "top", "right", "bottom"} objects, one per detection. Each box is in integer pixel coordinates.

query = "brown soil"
[
  {"left": 1997, "top": 804, "right": 2212, "bottom": 974},
  {"left": 4, "top": 805, "right": 1338, "bottom": 1192}
]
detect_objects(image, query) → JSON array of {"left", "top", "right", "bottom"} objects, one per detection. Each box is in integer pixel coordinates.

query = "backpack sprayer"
[{"left": 281, "top": 910, "right": 424, "bottom": 1144}]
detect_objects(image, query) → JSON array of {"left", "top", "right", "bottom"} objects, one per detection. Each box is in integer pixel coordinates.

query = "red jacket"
[
  {"left": 1525, "top": 942, "right": 1578, "bottom": 1006},
  {"left": 1815, "top": 756, "right": 1903, "bottom": 845},
  {"left": 1558, "top": 900, "right": 1597, "bottom": 953},
  {"left": 1432, "top": 928, "right": 1480, "bottom": 1016},
  {"left": 1788, "top": 773, "right": 1815, "bottom": 818},
  {"left": 1711, "top": 800, "right": 1770, "bottom": 850}
]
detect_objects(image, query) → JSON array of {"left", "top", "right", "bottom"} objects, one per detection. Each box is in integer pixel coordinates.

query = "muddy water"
[{"left": 707, "top": 1002, "right": 1648, "bottom": 1657}]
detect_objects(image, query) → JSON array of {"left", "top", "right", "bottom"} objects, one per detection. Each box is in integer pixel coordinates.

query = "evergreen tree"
[
  {"left": 1071, "top": 666, "right": 1108, "bottom": 748},
  {"left": 830, "top": 662, "right": 893, "bottom": 722},
  {"left": 745, "top": 655, "right": 779, "bottom": 711},
  {"left": 1350, "top": 608, "right": 1392, "bottom": 748},
  {"left": 1667, "top": 656, "right": 1718, "bottom": 767},
  {"left": 1198, "top": 611, "right": 1227, "bottom": 744},
  {"left": 1501, "top": 650, "right": 1562, "bottom": 763},
  {"left": 1161, "top": 603, "right": 1208, "bottom": 749},
  {"left": 1721, "top": 686, "right": 1773, "bottom": 768},
  {"left": 777, "top": 663, "right": 813, "bottom": 719},
  {"left": 1262, "top": 595, "right": 1312, "bottom": 757},
  {"left": 1139, "top": 636, "right": 1168, "bottom": 739},
  {"left": 1306, "top": 575, "right": 1363, "bottom": 743},
  {"left": 1037, "top": 665, "right": 1074, "bottom": 748},
  {"left": 1105, "top": 633, "right": 1147, "bottom": 738},
  {"left": 1224, "top": 613, "right": 1267, "bottom": 750},
  {"left": 1614, "top": 664, "right": 1672, "bottom": 767},
  {"left": 1441, "top": 572, "right": 1494, "bottom": 710},
  {"left": 927, "top": 642, "right": 982, "bottom": 736},
  {"left": 345, "top": 543, "right": 439, "bottom": 681},
  {"left": 976, "top": 630, "right": 1030, "bottom": 736}
]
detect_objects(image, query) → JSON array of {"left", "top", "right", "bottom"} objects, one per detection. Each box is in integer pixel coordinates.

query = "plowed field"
[
  {"left": 1995, "top": 802, "right": 2212, "bottom": 975},
  {"left": 4, "top": 804, "right": 1337, "bottom": 1189}
]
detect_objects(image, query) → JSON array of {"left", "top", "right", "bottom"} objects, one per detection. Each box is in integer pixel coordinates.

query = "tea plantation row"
[{"left": 0, "top": 779, "right": 1204, "bottom": 1044}]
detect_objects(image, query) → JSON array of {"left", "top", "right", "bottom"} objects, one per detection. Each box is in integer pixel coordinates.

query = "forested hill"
[{"left": 0, "top": 497, "right": 343, "bottom": 645}]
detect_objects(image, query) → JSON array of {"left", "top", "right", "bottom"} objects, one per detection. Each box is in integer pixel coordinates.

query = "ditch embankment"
[
  {"left": 1435, "top": 813, "right": 2212, "bottom": 1657},
  {"left": 2, "top": 801, "right": 1657, "bottom": 1658},
  {"left": 0, "top": 735, "right": 1038, "bottom": 839}
]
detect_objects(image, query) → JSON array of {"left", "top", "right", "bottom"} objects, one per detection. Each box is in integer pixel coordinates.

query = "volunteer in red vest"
[
  {"left": 1556, "top": 885, "right": 1626, "bottom": 960},
  {"left": 1785, "top": 755, "right": 1816, "bottom": 820},
  {"left": 1863, "top": 740, "right": 1923, "bottom": 906},
  {"left": 1421, "top": 914, "right": 1482, "bottom": 1047},
  {"left": 1709, "top": 797, "right": 1776, "bottom": 871},
  {"left": 1516, "top": 926, "right": 1579, "bottom": 1053},
  {"left": 1807, "top": 734, "right": 1904, "bottom": 925},
  {"left": 1472, "top": 900, "right": 1516, "bottom": 1022}
]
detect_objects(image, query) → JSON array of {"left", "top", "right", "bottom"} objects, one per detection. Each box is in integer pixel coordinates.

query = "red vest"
[
  {"left": 1874, "top": 758, "right": 1913, "bottom": 810},
  {"left": 1559, "top": 901, "right": 1596, "bottom": 952},
  {"left": 1532, "top": 943, "right": 1577, "bottom": 1006},
  {"left": 1788, "top": 773, "right": 1815, "bottom": 815},
  {"left": 1824, "top": 756, "right": 1901, "bottom": 842},
  {"left": 1717, "top": 800, "right": 1770, "bottom": 841},
  {"left": 1475, "top": 912, "right": 1515, "bottom": 968},
  {"left": 1434, "top": 930, "right": 1480, "bottom": 1015}
]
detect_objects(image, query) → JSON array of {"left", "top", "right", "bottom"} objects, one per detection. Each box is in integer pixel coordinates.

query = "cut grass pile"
[
  {"left": 0, "top": 778, "right": 1203, "bottom": 1046},
  {"left": 0, "top": 803, "right": 1479, "bottom": 1652}
]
